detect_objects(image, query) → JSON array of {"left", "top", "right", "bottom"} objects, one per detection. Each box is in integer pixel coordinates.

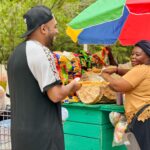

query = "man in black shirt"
[{"left": 7, "top": 5, "right": 81, "bottom": 150}]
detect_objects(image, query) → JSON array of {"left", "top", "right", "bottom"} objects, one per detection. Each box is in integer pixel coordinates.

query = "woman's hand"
[{"left": 101, "top": 66, "right": 117, "bottom": 75}]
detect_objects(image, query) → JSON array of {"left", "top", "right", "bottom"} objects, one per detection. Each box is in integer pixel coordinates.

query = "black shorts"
[{"left": 132, "top": 118, "right": 150, "bottom": 150}]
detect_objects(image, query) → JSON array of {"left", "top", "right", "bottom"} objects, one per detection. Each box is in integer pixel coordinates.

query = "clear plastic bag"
[
  {"left": 109, "top": 112, "right": 128, "bottom": 147},
  {"left": 109, "top": 112, "right": 124, "bottom": 127},
  {"left": 112, "top": 118, "right": 128, "bottom": 147},
  {"left": 61, "top": 107, "right": 69, "bottom": 122}
]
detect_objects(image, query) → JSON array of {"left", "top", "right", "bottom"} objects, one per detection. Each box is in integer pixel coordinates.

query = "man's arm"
[{"left": 47, "top": 79, "right": 81, "bottom": 103}]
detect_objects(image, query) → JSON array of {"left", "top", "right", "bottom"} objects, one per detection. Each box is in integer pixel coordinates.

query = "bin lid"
[
  {"left": 63, "top": 102, "right": 125, "bottom": 112},
  {"left": 99, "top": 104, "right": 125, "bottom": 113}
]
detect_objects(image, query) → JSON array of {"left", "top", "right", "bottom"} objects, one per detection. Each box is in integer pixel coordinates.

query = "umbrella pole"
[{"left": 83, "top": 44, "right": 88, "bottom": 52}]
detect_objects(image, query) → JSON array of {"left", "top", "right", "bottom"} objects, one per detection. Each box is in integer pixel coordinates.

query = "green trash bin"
[{"left": 63, "top": 102, "right": 126, "bottom": 150}]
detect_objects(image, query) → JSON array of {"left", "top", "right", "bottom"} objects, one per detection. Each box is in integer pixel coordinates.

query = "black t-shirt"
[{"left": 7, "top": 41, "right": 64, "bottom": 150}]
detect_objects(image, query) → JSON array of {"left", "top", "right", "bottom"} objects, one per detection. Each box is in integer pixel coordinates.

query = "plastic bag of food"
[
  {"left": 112, "top": 118, "right": 128, "bottom": 146},
  {"left": 109, "top": 112, "right": 124, "bottom": 127}
]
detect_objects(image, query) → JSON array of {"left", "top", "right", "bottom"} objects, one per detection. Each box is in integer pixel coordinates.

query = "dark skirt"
[{"left": 132, "top": 118, "right": 150, "bottom": 150}]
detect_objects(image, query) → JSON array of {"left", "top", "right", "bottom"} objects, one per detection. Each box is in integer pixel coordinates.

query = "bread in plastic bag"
[
  {"left": 112, "top": 116, "right": 128, "bottom": 147},
  {"left": 109, "top": 112, "right": 124, "bottom": 127}
]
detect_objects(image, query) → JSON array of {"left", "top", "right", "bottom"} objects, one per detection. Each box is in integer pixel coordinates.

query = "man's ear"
[{"left": 40, "top": 24, "right": 47, "bottom": 34}]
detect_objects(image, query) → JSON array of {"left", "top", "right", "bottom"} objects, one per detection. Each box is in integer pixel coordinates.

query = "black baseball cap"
[{"left": 21, "top": 5, "right": 53, "bottom": 38}]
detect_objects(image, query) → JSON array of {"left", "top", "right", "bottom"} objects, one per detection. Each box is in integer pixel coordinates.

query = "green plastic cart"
[{"left": 63, "top": 102, "right": 126, "bottom": 150}]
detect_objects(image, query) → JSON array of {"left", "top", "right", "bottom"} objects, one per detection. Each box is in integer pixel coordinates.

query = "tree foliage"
[{"left": 0, "top": 0, "right": 131, "bottom": 65}]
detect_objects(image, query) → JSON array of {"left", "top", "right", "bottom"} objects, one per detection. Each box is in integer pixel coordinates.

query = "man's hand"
[
  {"left": 70, "top": 78, "right": 82, "bottom": 93},
  {"left": 47, "top": 78, "right": 82, "bottom": 103}
]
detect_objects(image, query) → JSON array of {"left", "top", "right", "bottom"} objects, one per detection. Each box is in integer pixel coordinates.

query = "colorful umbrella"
[{"left": 66, "top": 0, "right": 150, "bottom": 45}]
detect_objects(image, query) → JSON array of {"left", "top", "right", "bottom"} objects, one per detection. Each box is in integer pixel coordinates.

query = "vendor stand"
[
  {"left": 62, "top": 0, "right": 150, "bottom": 149},
  {"left": 63, "top": 102, "right": 126, "bottom": 150}
]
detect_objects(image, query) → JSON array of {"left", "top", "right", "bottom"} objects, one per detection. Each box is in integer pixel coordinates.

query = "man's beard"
[
  {"left": 47, "top": 35, "right": 57, "bottom": 51},
  {"left": 48, "top": 38, "right": 53, "bottom": 49},
  {"left": 46, "top": 35, "right": 54, "bottom": 50}
]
